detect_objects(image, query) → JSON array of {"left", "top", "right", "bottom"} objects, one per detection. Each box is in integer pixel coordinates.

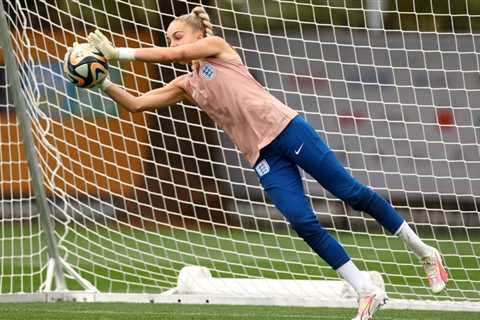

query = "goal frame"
[{"left": 0, "top": 0, "right": 479, "bottom": 312}]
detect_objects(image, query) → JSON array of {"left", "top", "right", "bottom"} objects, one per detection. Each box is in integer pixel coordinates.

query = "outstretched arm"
[
  {"left": 88, "top": 30, "right": 229, "bottom": 63},
  {"left": 133, "top": 36, "right": 226, "bottom": 63},
  {"left": 100, "top": 76, "right": 187, "bottom": 113}
]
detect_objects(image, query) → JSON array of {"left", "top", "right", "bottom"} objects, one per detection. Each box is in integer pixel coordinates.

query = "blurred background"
[{"left": 2, "top": 0, "right": 479, "bottom": 228}]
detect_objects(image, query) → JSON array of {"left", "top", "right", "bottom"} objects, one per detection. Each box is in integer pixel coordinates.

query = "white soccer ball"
[{"left": 63, "top": 43, "right": 108, "bottom": 88}]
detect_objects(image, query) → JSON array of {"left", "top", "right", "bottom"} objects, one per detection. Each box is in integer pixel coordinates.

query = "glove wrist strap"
[
  {"left": 117, "top": 48, "right": 136, "bottom": 60},
  {"left": 98, "top": 78, "right": 113, "bottom": 91}
]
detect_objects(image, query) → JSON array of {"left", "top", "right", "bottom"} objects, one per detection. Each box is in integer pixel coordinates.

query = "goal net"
[{"left": 1, "top": 0, "right": 479, "bottom": 310}]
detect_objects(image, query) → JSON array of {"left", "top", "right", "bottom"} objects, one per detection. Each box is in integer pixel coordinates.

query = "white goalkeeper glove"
[{"left": 87, "top": 30, "right": 135, "bottom": 61}]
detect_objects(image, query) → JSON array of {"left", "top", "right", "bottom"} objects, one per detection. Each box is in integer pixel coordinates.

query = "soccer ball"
[{"left": 63, "top": 43, "right": 108, "bottom": 88}]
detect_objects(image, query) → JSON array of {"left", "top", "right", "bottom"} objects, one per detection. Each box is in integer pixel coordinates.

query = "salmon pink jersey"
[{"left": 183, "top": 56, "right": 297, "bottom": 166}]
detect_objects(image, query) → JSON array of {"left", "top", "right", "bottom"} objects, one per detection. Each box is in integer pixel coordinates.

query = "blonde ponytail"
[
  {"left": 191, "top": 6, "right": 214, "bottom": 37},
  {"left": 174, "top": 6, "right": 214, "bottom": 37}
]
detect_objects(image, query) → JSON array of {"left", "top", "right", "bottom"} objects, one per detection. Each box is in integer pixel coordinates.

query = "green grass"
[
  {"left": 1, "top": 222, "right": 480, "bottom": 320},
  {"left": 2, "top": 223, "right": 479, "bottom": 300},
  {"left": 0, "top": 303, "right": 478, "bottom": 320}
]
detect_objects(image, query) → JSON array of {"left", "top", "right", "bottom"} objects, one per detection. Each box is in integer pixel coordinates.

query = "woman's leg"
[
  {"left": 254, "top": 146, "right": 375, "bottom": 294},
  {"left": 277, "top": 116, "right": 447, "bottom": 292},
  {"left": 279, "top": 116, "right": 405, "bottom": 235}
]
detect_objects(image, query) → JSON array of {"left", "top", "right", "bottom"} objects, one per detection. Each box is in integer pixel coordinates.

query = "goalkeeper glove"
[{"left": 87, "top": 30, "right": 135, "bottom": 61}]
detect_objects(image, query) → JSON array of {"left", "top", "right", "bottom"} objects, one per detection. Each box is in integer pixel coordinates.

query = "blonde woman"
[{"left": 80, "top": 6, "right": 448, "bottom": 320}]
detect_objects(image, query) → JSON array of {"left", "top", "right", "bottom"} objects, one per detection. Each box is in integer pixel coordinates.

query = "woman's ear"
[
  {"left": 192, "top": 60, "right": 200, "bottom": 71},
  {"left": 195, "top": 32, "right": 204, "bottom": 40}
]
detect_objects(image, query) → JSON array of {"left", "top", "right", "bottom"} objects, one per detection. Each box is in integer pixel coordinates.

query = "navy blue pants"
[{"left": 254, "top": 116, "right": 404, "bottom": 270}]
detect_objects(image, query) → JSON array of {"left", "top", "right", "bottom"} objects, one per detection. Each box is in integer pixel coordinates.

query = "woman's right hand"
[{"left": 87, "top": 30, "right": 119, "bottom": 60}]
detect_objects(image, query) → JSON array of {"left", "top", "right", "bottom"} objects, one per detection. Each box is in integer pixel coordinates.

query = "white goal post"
[{"left": 0, "top": 0, "right": 479, "bottom": 312}]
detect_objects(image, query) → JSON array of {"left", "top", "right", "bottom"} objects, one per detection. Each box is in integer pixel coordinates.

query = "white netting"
[{"left": 0, "top": 0, "right": 479, "bottom": 304}]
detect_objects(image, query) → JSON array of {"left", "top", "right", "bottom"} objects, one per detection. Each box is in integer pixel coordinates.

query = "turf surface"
[
  {"left": 0, "top": 303, "right": 479, "bottom": 320},
  {"left": 2, "top": 224, "right": 479, "bottom": 300},
  {"left": 1, "top": 223, "right": 479, "bottom": 320}
]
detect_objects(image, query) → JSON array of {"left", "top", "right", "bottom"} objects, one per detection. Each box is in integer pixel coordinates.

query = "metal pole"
[
  {"left": 367, "top": 0, "right": 384, "bottom": 29},
  {"left": 0, "top": 0, "right": 66, "bottom": 291}
]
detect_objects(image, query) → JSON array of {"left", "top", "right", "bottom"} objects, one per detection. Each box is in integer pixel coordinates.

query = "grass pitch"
[
  {"left": 1, "top": 223, "right": 479, "bottom": 319},
  {"left": 0, "top": 303, "right": 479, "bottom": 320}
]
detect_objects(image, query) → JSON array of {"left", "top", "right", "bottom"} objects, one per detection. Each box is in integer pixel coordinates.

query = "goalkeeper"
[{"left": 80, "top": 6, "right": 448, "bottom": 320}]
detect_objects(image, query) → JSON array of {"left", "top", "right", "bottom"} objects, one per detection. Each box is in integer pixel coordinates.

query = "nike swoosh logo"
[{"left": 294, "top": 143, "right": 304, "bottom": 155}]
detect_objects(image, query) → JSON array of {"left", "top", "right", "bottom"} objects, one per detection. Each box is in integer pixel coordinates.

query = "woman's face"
[{"left": 166, "top": 21, "right": 202, "bottom": 48}]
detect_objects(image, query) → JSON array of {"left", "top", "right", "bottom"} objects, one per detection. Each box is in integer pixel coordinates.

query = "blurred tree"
[
  {"left": 21, "top": 0, "right": 480, "bottom": 35},
  {"left": 211, "top": 0, "right": 480, "bottom": 33}
]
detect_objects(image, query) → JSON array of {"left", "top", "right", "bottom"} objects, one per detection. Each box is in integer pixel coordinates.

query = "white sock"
[
  {"left": 395, "top": 221, "right": 433, "bottom": 259},
  {"left": 337, "top": 260, "right": 376, "bottom": 294}
]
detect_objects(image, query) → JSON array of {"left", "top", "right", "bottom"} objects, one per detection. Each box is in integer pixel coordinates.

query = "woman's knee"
[
  {"left": 289, "top": 214, "right": 327, "bottom": 241},
  {"left": 340, "top": 183, "right": 375, "bottom": 212}
]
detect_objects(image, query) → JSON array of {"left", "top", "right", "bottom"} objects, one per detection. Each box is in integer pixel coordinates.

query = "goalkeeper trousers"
[{"left": 254, "top": 115, "right": 405, "bottom": 270}]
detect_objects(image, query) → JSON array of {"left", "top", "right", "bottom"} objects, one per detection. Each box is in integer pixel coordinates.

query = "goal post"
[
  {"left": 0, "top": 0, "right": 479, "bottom": 312},
  {"left": 0, "top": 0, "right": 99, "bottom": 294}
]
